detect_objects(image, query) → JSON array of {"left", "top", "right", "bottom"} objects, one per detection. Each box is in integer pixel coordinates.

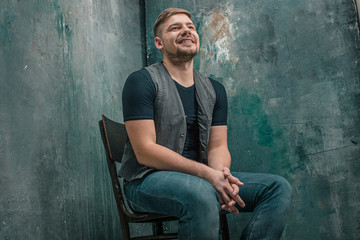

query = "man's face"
[{"left": 155, "top": 14, "right": 200, "bottom": 63}]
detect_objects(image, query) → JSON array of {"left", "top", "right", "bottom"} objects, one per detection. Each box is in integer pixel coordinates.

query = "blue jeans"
[{"left": 124, "top": 171, "right": 293, "bottom": 240}]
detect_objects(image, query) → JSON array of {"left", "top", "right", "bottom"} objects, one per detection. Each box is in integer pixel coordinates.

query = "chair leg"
[
  {"left": 121, "top": 220, "right": 131, "bottom": 240},
  {"left": 220, "top": 213, "right": 230, "bottom": 240},
  {"left": 154, "top": 221, "right": 164, "bottom": 235}
]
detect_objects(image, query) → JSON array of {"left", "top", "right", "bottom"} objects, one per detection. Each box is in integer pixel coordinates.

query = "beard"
[{"left": 164, "top": 46, "right": 198, "bottom": 65}]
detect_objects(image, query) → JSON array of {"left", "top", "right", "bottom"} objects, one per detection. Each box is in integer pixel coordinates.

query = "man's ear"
[{"left": 155, "top": 36, "right": 163, "bottom": 50}]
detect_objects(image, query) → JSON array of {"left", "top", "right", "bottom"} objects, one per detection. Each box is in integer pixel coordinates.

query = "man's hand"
[
  {"left": 219, "top": 195, "right": 239, "bottom": 214},
  {"left": 207, "top": 169, "right": 238, "bottom": 208},
  {"left": 223, "top": 167, "right": 243, "bottom": 186},
  {"left": 219, "top": 167, "right": 246, "bottom": 213}
]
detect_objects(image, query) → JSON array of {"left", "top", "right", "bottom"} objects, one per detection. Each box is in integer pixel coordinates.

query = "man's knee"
[{"left": 268, "top": 174, "right": 293, "bottom": 203}]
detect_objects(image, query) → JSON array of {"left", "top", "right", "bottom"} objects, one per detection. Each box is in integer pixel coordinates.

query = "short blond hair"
[{"left": 153, "top": 8, "right": 191, "bottom": 37}]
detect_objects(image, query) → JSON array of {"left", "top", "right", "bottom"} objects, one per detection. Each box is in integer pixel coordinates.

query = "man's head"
[
  {"left": 153, "top": 8, "right": 191, "bottom": 38},
  {"left": 153, "top": 8, "right": 200, "bottom": 64}
]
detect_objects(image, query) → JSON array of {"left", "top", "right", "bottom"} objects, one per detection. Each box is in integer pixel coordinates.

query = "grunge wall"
[
  {"left": 144, "top": 0, "right": 360, "bottom": 239},
  {"left": 0, "top": 0, "right": 144, "bottom": 239},
  {"left": 1, "top": 0, "right": 359, "bottom": 239}
]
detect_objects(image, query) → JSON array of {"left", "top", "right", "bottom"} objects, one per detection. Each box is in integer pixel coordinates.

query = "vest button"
[
  {"left": 181, "top": 132, "right": 185, "bottom": 137},
  {"left": 177, "top": 149, "right": 181, "bottom": 153}
]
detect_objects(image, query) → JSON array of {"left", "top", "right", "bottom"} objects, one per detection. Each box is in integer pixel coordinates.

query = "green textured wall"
[
  {"left": 0, "top": 0, "right": 144, "bottom": 239},
  {"left": 145, "top": 0, "right": 360, "bottom": 239},
  {"left": 1, "top": 0, "right": 360, "bottom": 239}
]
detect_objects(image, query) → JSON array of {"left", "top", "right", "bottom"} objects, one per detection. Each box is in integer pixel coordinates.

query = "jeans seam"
[
  {"left": 130, "top": 187, "right": 186, "bottom": 213},
  {"left": 244, "top": 182, "right": 270, "bottom": 240}
]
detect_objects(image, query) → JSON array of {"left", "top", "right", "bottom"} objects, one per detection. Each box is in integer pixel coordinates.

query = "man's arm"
[
  {"left": 125, "top": 119, "right": 237, "bottom": 206},
  {"left": 207, "top": 125, "right": 231, "bottom": 170},
  {"left": 207, "top": 125, "right": 245, "bottom": 212},
  {"left": 208, "top": 126, "right": 243, "bottom": 185}
]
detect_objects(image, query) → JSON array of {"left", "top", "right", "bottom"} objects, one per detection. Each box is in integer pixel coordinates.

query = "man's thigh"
[{"left": 124, "top": 171, "right": 220, "bottom": 217}]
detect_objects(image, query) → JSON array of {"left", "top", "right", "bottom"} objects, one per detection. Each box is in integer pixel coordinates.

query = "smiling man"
[{"left": 119, "top": 8, "right": 293, "bottom": 240}]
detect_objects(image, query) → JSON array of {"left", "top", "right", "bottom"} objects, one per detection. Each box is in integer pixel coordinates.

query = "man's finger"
[
  {"left": 230, "top": 205, "right": 239, "bottom": 214},
  {"left": 228, "top": 199, "right": 236, "bottom": 207},
  {"left": 221, "top": 200, "right": 239, "bottom": 214},
  {"left": 225, "top": 204, "right": 238, "bottom": 214},
  {"left": 234, "top": 194, "right": 246, "bottom": 208},
  {"left": 220, "top": 203, "right": 233, "bottom": 213},
  {"left": 218, "top": 188, "right": 238, "bottom": 208},
  {"left": 231, "top": 184, "right": 239, "bottom": 196},
  {"left": 219, "top": 190, "right": 232, "bottom": 205},
  {"left": 219, "top": 196, "right": 233, "bottom": 213},
  {"left": 228, "top": 175, "right": 244, "bottom": 186},
  {"left": 219, "top": 197, "right": 234, "bottom": 208},
  {"left": 223, "top": 167, "right": 231, "bottom": 177},
  {"left": 222, "top": 168, "right": 244, "bottom": 186},
  {"left": 224, "top": 182, "right": 237, "bottom": 197},
  {"left": 226, "top": 184, "right": 244, "bottom": 209}
]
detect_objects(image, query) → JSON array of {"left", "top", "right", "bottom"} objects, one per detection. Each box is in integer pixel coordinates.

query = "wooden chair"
[{"left": 99, "top": 114, "right": 230, "bottom": 240}]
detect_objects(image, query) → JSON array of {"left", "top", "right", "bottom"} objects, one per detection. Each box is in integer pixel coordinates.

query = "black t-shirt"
[{"left": 122, "top": 68, "right": 228, "bottom": 160}]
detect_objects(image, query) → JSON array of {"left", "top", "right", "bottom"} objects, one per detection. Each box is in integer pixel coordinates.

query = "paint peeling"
[{"left": 199, "top": 5, "right": 239, "bottom": 64}]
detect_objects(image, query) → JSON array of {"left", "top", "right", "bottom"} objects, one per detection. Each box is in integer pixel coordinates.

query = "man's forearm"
[
  {"left": 207, "top": 146, "right": 231, "bottom": 171},
  {"left": 207, "top": 125, "right": 232, "bottom": 171},
  {"left": 134, "top": 141, "right": 216, "bottom": 182}
]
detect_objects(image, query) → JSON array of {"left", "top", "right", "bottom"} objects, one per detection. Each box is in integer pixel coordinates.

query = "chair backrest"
[
  {"left": 98, "top": 114, "right": 131, "bottom": 219},
  {"left": 100, "top": 114, "right": 127, "bottom": 163}
]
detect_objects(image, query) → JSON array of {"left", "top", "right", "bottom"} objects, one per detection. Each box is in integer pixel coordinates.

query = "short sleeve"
[
  {"left": 122, "top": 69, "right": 156, "bottom": 122},
  {"left": 210, "top": 78, "right": 228, "bottom": 126}
]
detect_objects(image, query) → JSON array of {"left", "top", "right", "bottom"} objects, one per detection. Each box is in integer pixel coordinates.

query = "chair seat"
[
  {"left": 128, "top": 212, "right": 178, "bottom": 223},
  {"left": 131, "top": 233, "right": 178, "bottom": 240}
]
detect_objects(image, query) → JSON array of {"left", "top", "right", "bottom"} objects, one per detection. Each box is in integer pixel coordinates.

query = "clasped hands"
[{"left": 212, "top": 167, "right": 245, "bottom": 214}]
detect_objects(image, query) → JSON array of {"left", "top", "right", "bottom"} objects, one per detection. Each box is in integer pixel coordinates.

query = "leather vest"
[{"left": 119, "top": 62, "right": 216, "bottom": 181}]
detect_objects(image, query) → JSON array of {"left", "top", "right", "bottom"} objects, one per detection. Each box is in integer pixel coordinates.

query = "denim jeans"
[{"left": 124, "top": 171, "right": 293, "bottom": 240}]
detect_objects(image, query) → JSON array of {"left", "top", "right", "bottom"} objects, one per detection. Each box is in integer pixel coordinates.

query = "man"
[{"left": 120, "top": 8, "right": 292, "bottom": 240}]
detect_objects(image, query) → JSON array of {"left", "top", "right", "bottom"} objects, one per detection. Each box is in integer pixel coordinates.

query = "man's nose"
[{"left": 181, "top": 27, "right": 192, "bottom": 36}]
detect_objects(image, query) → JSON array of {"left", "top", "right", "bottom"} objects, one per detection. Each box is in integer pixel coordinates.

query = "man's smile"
[{"left": 178, "top": 38, "right": 195, "bottom": 44}]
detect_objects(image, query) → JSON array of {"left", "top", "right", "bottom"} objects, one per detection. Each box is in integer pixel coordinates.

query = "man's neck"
[{"left": 162, "top": 58, "right": 194, "bottom": 87}]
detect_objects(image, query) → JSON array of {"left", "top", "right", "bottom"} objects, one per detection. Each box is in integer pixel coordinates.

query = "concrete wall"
[
  {"left": 145, "top": 0, "right": 360, "bottom": 239},
  {"left": 0, "top": 0, "right": 144, "bottom": 239}
]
